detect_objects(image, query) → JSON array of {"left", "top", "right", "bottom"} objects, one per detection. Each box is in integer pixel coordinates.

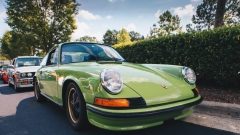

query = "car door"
[{"left": 38, "top": 47, "right": 59, "bottom": 101}]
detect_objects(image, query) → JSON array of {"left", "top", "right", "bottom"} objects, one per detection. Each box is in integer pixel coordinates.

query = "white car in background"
[{"left": 8, "top": 56, "right": 42, "bottom": 91}]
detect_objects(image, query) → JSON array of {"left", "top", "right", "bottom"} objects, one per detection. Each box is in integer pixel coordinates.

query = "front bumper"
[
  {"left": 15, "top": 78, "right": 34, "bottom": 88},
  {"left": 87, "top": 96, "right": 203, "bottom": 131}
]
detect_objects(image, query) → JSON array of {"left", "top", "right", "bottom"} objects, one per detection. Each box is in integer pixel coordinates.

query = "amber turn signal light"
[
  {"left": 23, "top": 79, "right": 28, "bottom": 83},
  {"left": 195, "top": 87, "right": 199, "bottom": 93},
  {"left": 94, "top": 98, "right": 129, "bottom": 107}
]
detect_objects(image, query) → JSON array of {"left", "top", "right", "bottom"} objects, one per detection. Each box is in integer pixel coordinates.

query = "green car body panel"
[
  {"left": 86, "top": 96, "right": 200, "bottom": 130},
  {"left": 35, "top": 42, "right": 203, "bottom": 131}
]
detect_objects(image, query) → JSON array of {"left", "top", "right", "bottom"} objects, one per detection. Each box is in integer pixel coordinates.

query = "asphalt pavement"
[
  {"left": 195, "top": 100, "right": 240, "bottom": 120},
  {"left": 1, "top": 79, "right": 240, "bottom": 134}
]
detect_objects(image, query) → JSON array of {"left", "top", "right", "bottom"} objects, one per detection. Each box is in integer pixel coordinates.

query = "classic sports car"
[
  {"left": 0, "top": 66, "right": 8, "bottom": 84},
  {"left": 8, "top": 56, "right": 42, "bottom": 91},
  {"left": 34, "top": 42, "right": 203, "bottom": 131}
]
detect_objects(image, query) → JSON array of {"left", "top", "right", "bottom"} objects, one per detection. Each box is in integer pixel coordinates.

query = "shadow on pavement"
[
  {"left": 0, "top": 80, "right": 33, "bottom": 95},
  {"left": 0, "top": 96, "right": 236, "bottom": 135}
]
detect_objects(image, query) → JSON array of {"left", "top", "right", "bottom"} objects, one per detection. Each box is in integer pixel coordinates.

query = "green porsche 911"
[{"left": 34, "top": 42, "right": 203, "bottom": 131}]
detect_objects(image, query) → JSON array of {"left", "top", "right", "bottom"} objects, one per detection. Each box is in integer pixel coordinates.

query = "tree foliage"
[
  {"left": 191, "top": 0, "right": 240, "bottom": 31},
  {"left": 128, "top": 31, "right": 144, "bottom": 42},
  {"left": 102, "top": 29, "right": 118, "bottom": 45},
  {"left": 5, "top": 0, "right": 80, "bottom": 53},
  {"left": 116, "top": 28, "right": 131, "bottom": 44},
  {"left": 157, "top": 10, "right": 181, "bottom": 36},
  {"left": 192, "top": 0, "right": 217, "bottom": 30},
  {"left": 0, "top": 31, "right": 33, "bottom": 60},
  {"left": 0, "top": 31, "right": 12, "bottom": 60},
  {"left": 77, "top": 36, "right": 96, "bottom": 42}
]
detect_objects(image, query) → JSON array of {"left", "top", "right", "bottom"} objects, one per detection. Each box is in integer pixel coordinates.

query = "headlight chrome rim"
[
  {"left": 27, "top": 72, "right": 32, "bottom": 77},
  {"left": 20, "top": 72, "right": 33, "bottom": 78},
  {"left": 21, "top": 73, "right": 26, "bottom": 77},
  {"left": 182, "top": 67, "right": 196, "bottom": 84},
  {"left": 100, "top": 68, "right": 123, "bottom": 94}
]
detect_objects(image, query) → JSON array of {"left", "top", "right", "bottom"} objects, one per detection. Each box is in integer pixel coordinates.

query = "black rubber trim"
[
  {"left": 87, "top": 97, "right": 203, "bottom": 118},
  {"left": 192, "top": 88, "right": 199, "bottom": 97}
]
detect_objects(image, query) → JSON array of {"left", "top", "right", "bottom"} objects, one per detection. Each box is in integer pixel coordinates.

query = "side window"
[
  {"left": 47, "top": 47, "right": 58, "bottom": 65},
  {"left": 12, "top": 59, "right": 15, "bottom": 66}
]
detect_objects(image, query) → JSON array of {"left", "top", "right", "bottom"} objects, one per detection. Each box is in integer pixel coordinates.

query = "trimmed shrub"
[{"left": 114, "top": 26, "right": 240, "bottom": 87}]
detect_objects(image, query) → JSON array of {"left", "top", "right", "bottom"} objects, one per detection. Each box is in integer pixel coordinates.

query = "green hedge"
[{"left": 114, "top": 26, "right": 240, "bottom": 87}]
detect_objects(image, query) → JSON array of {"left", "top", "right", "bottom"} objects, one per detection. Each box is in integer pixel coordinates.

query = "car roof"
[
  {"left": 16, "top": 56, "right": 43, "bottom": 58},
  {"left": 48, "top": 42, "right": 112, "bottom": 53},
  {"left": 61, "top": 42, "right": 111, "bottom": 47}
]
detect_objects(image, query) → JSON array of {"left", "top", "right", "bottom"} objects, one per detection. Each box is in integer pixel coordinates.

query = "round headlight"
[
  {"left": 182, "top": 67, "right": 196, "bottom": 84},
  {"left": 100, "top": 68, "right": 123, "bottom": 94},
  {"left": 27, "top": 72, "right": 32, "bottom": 77},
  {"left": 21, "top": 73, "right": 26, "bottom": 77}
]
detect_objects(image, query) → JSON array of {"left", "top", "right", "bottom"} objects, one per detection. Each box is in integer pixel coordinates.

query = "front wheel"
[
  {"left": 14, "top": 78, "right": 20, "bottom": 92},
  {"left": 65, "top": 82, "right": 89, "bottom": 130},
  {"left": 3, "top": 78, "right": 7, "bottom": 84},
  {"left": 8, "top": 78, "right": 13, "bottom": 87},
  {"left": 34, "top": 79, "right": 45, "bottom": 102}
]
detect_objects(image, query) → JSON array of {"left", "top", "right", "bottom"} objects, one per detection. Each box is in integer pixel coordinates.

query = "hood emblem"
[{"left": 162, "top": 84, "right": 167, "bottom": 89}]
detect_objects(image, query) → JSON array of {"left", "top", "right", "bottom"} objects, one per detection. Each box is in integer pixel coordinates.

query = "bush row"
[{"left": 114, "top": 26, "right": 240, "bottom": 87}]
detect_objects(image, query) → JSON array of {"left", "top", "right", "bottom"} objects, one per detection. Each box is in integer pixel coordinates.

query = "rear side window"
[{"left": 47, "top": 48, "right": 58, "bottom": 65}]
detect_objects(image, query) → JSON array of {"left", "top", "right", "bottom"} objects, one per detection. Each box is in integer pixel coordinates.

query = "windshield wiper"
[
  {"left": 96, "top": 57, "right": 124, "bottom": 63},
  {"left": 84, "top": 55, "right": 124, "bottom": 63}
]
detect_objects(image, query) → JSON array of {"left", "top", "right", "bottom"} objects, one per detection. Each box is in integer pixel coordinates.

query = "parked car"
[
  {"left": 34, "top": 42, "right": 203, "bottom": 131},
  {"left": 0, "top": 66, "right": 8, "bottom": 82},
  {"left": 2, "top": 71, "right": 9, "bottom": 84},
  {"left": 8, "top": 56, "right": 43, "bottom": 91}
]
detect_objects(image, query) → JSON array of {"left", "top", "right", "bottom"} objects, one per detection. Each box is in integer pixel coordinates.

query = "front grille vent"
[{"left": 128, "top": 97, "right": 146, "bottom": 108}]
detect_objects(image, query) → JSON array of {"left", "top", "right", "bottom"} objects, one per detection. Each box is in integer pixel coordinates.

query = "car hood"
[
  {"left": 15, "top": 66, "right": 41, "bottom": 73},
  {"left": 114, "top": 63, "right": 195, "bottom": 106},
  {"left": 68, "top": 62, "right": 196, "bottom": 106}
]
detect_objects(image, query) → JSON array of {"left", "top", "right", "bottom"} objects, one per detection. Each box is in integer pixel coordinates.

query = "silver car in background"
[{"left": 8, "top": 56, "right": 42, "bottom": 91}]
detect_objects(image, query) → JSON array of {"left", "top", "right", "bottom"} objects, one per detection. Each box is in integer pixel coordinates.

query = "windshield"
[
  {"left": 2, "top": 66, "right": 8, "bottom": 70},
  {"left": 16, "top": 58, "right": 43, "bottom": 67},
  {"left": 61, "top": 43, "right": 125, "bottom": 64}
]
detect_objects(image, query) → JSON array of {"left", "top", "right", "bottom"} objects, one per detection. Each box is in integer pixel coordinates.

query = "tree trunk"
[{"left": 214, "top": 0, "right": 227, "bottom": 28}]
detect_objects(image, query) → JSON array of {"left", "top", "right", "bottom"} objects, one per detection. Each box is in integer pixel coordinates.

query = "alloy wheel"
[{"left": 68, "top": 88, "right": 80, "bottom": 124}]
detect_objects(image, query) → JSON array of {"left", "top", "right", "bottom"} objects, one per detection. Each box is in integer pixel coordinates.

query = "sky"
[{"left": 0, "top": 0, "right": 203, "bottom": 41}]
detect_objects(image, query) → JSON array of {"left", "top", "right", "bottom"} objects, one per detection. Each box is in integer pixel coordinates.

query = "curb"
[{"left": 194, "top": 100, "right": 240, "bottom": 119}]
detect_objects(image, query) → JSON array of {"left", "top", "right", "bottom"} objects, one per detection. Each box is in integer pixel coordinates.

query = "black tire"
[
  {"left": 34, "top": 79, "right": 45, "bottom": 102},
  {"left": 14, "top": 78, "right": 20, "bottom": 92},
  {"left": 65, "top": 82, "right": 89, "bottom": 130},
  {"left": 8, "top": 78, "right": 13, "bottom": 87},
  {"left": 3, "top": 78, "right": 7, "bottom": 84}
]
